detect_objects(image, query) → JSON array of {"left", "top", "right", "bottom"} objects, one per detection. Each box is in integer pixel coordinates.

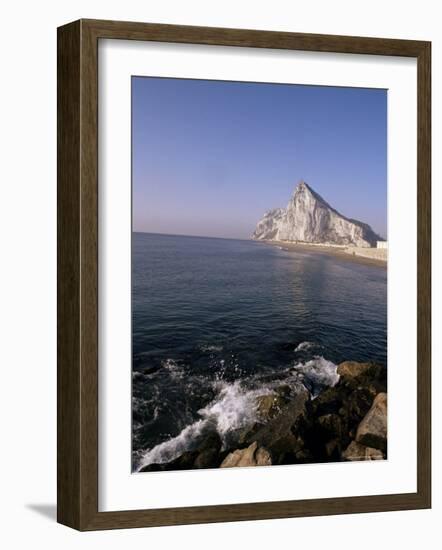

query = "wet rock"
[
  {"left": 193, "top": 432, "right": 223, "bottom": 469},
  {"left": 256, "top": 393, "right": 287, "bottom": 421},
  {"left": 325, "top": 439, "right": 342, "bottom": 460},
  {"left": 337, "top": 361, "right": 386, "bottom": 392},
  {"left": 296, "top": 410, "right": 348, "bottom": 461},
  {"left": 356, "top": 393, "right": 387, "bottom": 452},
  {"left": 310, "top": 385, "right": 344, "bottom": 417},
  {"left": 297, "top": 377, "right": 387, "bottom": 462},
  {"left": 220, "top": 441, "right": 272, "bottom": 468},
  {"left": 139, "top": 431, "right": 223, "bottom": 472},
  {"left": 293, "top": 448, "right": 314, "bottom": 463},
  {"left": 294, "top": 366, "right": 386, "bottom": 462},
  {"left": 342, "top": 440, "right": 384, "bottom": 461},
  {"left": 337, "top": 361, "right": 375, "bottom": 380},
  {"left": 237, "top": 422, "right": 265, "bottom": 446},
  {"left": 244, "top": 389, "right": 309, "bottom": 464},
  {"left": 274, "top": 385, "right": 293, "bottom": 399},
  {"left": 139, "top": 450, "right": 198, "bottom": 472},
  {"left": 317, "top": 413, "right": 344, "bottom": 439},
  {"left": 254, "top": 447, "right": 272, "bottom": 465},
  {"left": 346, "top": 387, "right": 376, "bottom": 425}
]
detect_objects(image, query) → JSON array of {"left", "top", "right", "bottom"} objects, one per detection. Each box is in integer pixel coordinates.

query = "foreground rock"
[
  {"left": 256, "top": 393, "right": 289, "bottom": 421},
  {"left": 337, "top": 361, "right": 382, "bottom": 381},
  {"left": 337, "top": 361, "right": 386, "bottom": 394},
  {"left": 342, "top": 441, "right": 384, "bottom": 461},
  {"left": 285, "top": 360, "right": 387, "bottom": 462},
  {"left": 220, "top": 442, "right": 271, "bottom": 468},
  {"left": 139, "top": 432, "right": 223, "bottom": 472},
  {"left": 356, "top": 393, "right": 387, "bottom": 452},
  {"left": 222, "top": 368, "right": 387, "bottom": 466},
  {"left": 241, "top": 389, "right": 310, "bottom": 465}
]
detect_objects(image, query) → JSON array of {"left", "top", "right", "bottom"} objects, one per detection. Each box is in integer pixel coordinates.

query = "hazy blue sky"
[{"left": 132, "top": 77, "right": 387, "bottom": 239}]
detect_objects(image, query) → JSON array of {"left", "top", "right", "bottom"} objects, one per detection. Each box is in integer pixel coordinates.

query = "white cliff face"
[{"left": 253, "top": 181, "right": 381, "bottom": 248}]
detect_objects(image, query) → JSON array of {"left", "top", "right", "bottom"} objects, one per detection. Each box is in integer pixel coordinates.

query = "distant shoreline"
[
  {"left": 133, "top": 232, "right": 387, "bottom": 268},
  {"left": 259, "top": 240, "right": 387, "bottom": 268}
]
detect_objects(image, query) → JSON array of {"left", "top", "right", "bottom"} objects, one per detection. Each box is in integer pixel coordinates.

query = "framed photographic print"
[{"left": 57, "top": 19, "right": 431, "bottom": 530}]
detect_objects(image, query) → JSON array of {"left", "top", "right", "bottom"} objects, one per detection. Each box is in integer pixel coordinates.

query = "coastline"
[
  {"left": 138, "top": 360, "right": 387, "bottom": 471},
  {"left": 258, "top": 239, "right": 387, "bottom": 268}
]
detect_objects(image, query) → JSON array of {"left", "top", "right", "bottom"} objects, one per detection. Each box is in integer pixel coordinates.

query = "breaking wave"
[
  {"left": 198, "top": 343, "right": 224, "bottom": 353},
  {"left": 136, "top": 381, "right": 270, "bottom": 470},
  {"left": 161, "top": 358, "right": 185, "bottom": 380},
  {"left": 294, "top": 341, "right": 316, "bottom": 352},
  {"left": 292, "top": 356, "right": 339, "bottom": 397},
  {"left": 135, "top": 355, "right": 339, "bottom": 471}
]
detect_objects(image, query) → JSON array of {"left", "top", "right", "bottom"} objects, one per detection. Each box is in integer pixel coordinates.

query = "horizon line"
[{"left": 133, "top": 230, "right": 253, "bottom": 242}]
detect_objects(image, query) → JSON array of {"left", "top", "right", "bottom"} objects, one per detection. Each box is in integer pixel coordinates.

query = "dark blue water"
[{"left": 132, "top": 232, "right": 387, "bottom": 469}]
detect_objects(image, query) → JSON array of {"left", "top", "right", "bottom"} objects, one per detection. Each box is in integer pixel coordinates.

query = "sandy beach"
[{"left": 259, "top": 240, "right": 387, "bottom": 268}]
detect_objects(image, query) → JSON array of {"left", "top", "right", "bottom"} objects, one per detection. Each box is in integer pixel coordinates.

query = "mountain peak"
[
  {"left": 292, "top": 180, "right": 330, "bottom": 208},
  {"left": 252, "top": 180, "right": 381, "bottom": 247},
  {"left": 294, "top": 180, "right": 321, "bottom": 196},
  {"left": 294, "top": 179, "right": 309, "bottom": 193}
]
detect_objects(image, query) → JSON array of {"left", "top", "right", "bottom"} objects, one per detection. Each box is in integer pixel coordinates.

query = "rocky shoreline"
[{"left": 139, "top": 360, "right": 387, "bottom": 472}]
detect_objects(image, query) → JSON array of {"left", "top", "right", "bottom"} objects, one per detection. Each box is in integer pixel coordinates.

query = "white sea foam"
[
  {"left": 162, "top": 358, "right": 185, "bottom": 380},
  {"left": 294, "top": 341, "right": 316, "bottom": 352},
  {"left": 136, "top": 420, "right": 207, "bottom": 468},
  {"left": 136, "top": 357, "right": 339, "bottom": 470},
  {"left": 292, "top": 356, "right": 339, "bottom": 396},
  {"left": 136, "top": 381, "right": 272, "bottom": 470},
  {"left": 198, "top": 381, "right": 271, "bottom": 437},
  {"left": 199, "top": 344, "right": 223, "bottom": 353}
]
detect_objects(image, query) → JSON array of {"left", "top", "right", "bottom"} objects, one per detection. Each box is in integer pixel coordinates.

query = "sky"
[{"left": 132, "top": 77, "right": 387, "bottom": 239}]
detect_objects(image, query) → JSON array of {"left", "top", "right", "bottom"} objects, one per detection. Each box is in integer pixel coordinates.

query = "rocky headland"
[
  {"left": 253, "top": 180, "right": 384, "bottom": 249},
  {"left": 139, "top": 360, "right": 387, "bottom": 471}
]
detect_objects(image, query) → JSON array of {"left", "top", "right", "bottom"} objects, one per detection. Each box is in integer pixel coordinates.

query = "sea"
[{"left": 132, "top": 232, "right": 387, "bottom": 470}]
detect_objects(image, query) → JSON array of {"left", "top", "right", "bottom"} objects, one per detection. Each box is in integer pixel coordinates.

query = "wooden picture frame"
[{"left": 57, "top": 19, "right": 431, "bottom": 530}]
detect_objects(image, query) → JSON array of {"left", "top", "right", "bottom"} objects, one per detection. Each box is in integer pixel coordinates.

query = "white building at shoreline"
[{"left": 376, "top": 241, "right": 388, "bottom": 249}]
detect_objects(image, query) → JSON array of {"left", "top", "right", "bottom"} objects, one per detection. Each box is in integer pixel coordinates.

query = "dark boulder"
[
  {"left": 193, "top": 432, "right": 224, "bottom": 468},
  {"left": 242, "top": 389, "right": 309, "bottom": 465},
  {"left": 139, "top": 450, "right": 198, "bottom": 472},
  {"left": 139, "top": 431, "right": 223, "bottom": 472},
  {"left": 256, "top": 393, "right": 289, "bottom": 421},
  {"left": 293, "top": 362, "right": 387, "bottom": 462},
  {"left": 295, "top": 410, "right": 348, "bottom": 461}
]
